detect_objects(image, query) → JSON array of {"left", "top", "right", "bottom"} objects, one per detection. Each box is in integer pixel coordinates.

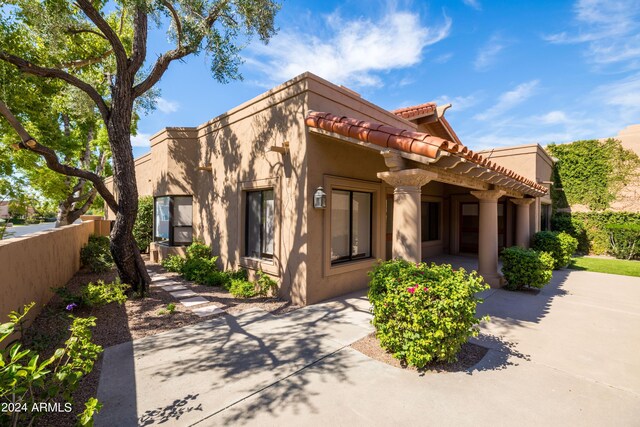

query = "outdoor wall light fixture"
[{"left": 313, "top": 187, "right": 327, "bottom": 209}]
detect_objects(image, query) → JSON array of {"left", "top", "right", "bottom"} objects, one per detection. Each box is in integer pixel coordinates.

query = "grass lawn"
[{"left": 569, "top": 256, "right": 640, "bottom": 277}]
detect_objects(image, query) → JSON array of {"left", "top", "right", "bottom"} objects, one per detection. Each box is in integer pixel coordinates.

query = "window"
[
  {"left": 245, "top": 189, "right": 274, "bottom": 260},
  {"left": 421, "top": 201, "right": 440, "bottom": 242},
  {"left": 154, "top": 196, "right": 193, "bottom": 246},
  {"left": 331, "top": 190, "right": 372, "bottom": 264},
  {"left": 541, "top": 204, "right": 551, "bottom": 231}
]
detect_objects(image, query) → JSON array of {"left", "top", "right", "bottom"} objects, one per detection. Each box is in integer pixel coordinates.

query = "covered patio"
[{"left": 305, "top": 109, "right": 548, "bottom": 287}]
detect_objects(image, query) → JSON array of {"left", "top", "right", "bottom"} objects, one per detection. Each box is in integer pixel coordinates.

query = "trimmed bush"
[
  {"left": 80, "top": 235, "right": 114, "bottom": 273},
  {"left": 82, "top": 280, "right": 129, "bottom": 307},
  {"left": 606, "top": 223, "right": 640, "bottom": 260},
  {"left": 133, "top": 196, "right": 153, "bottom": 252},
  {"left": 229, "top": 278, "right": 256, "bottom": 298},
  {"left": 256, "top": 270, "right": 278, "bottom": 297},
  {"left": 368, "top": 259, "right": 488, "bottom": 368},
  {"left": 186, "top": 241, "right": 212, "bottom": 260},
  {"left": 181, "top": 256, "right": 219, "bottom": 283},
  {"left": 501, "top": 247, "right": 554, "bottom": 291},
  {"left": 531, "top": 231, "right": 578, "bottom": 269},
  {"left": 161, "top": 254, "right": 186, "bottom": 273}
]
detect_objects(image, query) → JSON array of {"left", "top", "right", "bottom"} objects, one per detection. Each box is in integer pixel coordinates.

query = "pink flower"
[
  {"left": 407, "top": 286, "right": 416, "bottom": 294},
  {"left": 424, "top": 287, "right": 429, "bottom": 292}
]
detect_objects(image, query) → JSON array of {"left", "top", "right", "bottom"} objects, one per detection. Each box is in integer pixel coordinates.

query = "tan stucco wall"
[
  {"left": 107, "top": 72, "right": 547, "bottom": 305},
  {"left": 0, "top": 220, "right": 94, "bottom": 326}
]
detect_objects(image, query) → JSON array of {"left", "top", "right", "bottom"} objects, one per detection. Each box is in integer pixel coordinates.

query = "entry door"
[{"left": 459, "top": 202, "right": 507, "bottom": 253}]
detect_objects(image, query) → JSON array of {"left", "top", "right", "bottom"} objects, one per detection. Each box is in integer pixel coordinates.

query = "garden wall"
[{"left": 0, "top": 220, "right": 95, "bottom": 326}]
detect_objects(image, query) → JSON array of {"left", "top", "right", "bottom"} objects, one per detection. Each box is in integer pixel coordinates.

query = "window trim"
[
  {"left": 330, "top": 189, "right": 373, "bottom": 265},
  {"left": 239, "top": 178, "right": 280, "bottom": 276},
  {"left": 153, "top": 195, "right": 193, "bottom": 247},
  {"left": 323, "top": 176, "right": 383, "bottom": 278},
  {"left": 244, "top": 189, "right": 274, "bottom": 260},
  {"left": 420, "top": 197, "right": 443, "bottom": 245}
]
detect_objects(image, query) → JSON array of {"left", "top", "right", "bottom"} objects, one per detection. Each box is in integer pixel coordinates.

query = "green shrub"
[
  {"left": 80, "top": 235, "right": 114, "bottom": 273},
  {"left": 133, "top": 196, "right": 153, "bottom": 253},
  {"left": 186, "top": 241, "right": 212, "bottom": 260},
  {"left": 182, "top": 256, "right": 219, "bottom": 284},
  {"left": 501, "top": 247, "right": 554, "bottom": 291},
  {"left": 256, "top": 270, "right": 278, "bottom": 297},
  {"left": 82, "top": 280, "right": 129, "bottom": 307},
  {"left": 161, "top": 254, "right": 186, "bottom": 273},
  {"left": 229, "top": 279, "right": 256, "bottom": 298},
  {"left": 368, "top": 260, "right": 489, "bottom": 368},
  {"left": 202, "top": 270, "right": 232, "bottom": 288},
  {"left": 0, "top": 304, "right": 103, "bottom": 426},
  {"left": 552, "top": 212, "right": 640, "bottom": 255},
  {"left": 606, "top": 223, "right": 640, "bottom": 260},
  {"left": 531, "top": 231, "right": 578, "bottom": 269}
]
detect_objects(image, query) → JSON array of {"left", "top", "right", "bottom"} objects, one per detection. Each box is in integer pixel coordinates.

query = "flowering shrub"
[
  {"left": 501, "top": 247, "right": 554, "bottom": 290},
  {"left": 531, "top": 231, "right": 578, "bottom": 269},
  {"left": 368, "top": 259, "right": 489, "bottom": 368}
]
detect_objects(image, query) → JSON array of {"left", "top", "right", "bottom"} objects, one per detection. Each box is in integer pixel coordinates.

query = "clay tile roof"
[
  {"left": 391, "top": 102, "right": 437, "bottom": 120},
  {"left": 304, "top": 111, "right": 548, "bottom": 194}
]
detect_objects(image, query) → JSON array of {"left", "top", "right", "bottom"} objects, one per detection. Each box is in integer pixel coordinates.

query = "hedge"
[
  {"left": 552, "top": 211, "right": 640, "bottom": 256},
  {"left": 531, "top": 231, "right": 578, "bottom": 269},
  {"left": 501, "top": 247, "right": 554, "bottom": 291}
]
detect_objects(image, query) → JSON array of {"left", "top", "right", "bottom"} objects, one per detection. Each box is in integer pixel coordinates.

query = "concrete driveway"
[{"left": 96, "top": 269, "right": 640, "bottom": 426}]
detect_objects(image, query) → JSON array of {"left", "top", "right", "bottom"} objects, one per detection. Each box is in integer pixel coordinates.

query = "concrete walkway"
[{"left": 96, "top": 269, "right": 640, "bottom": 426}]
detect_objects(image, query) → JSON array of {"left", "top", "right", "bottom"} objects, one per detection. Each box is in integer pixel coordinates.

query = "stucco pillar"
[
  {"left": 470, "top": 189, "right": 506, "bottom": 288},
  {"left": 377, "top": 169, "right": 436, "bottom": 263},
  {"left": 512, "top": 198, "right": 535, "bottom": 248}
]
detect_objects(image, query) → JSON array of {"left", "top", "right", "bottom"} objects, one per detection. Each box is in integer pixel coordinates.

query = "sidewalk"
[
  {"left": 96, "top": 269, "right": 640, "bottom": 426},
  {"left": 95, "top": 291, "right": 374, "bottom": 426}
]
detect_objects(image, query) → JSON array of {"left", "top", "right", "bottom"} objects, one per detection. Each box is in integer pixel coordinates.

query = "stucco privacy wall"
[{"left": 0, "top": 221, "right": 94, "bottom": 326}]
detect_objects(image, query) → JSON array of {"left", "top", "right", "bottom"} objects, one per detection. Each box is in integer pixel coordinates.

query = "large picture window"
[
  {"left": 331, "top": 190, "right": 372, "bottom": 264},
  {"left": 421, "top": 201, "right": 440, "bottom": 242},
  {"left": 245, "top": 189, "right": 274, "bottom": 260},
  {"left": 154, "top": 196, "right": 193, "bottom": 246}
]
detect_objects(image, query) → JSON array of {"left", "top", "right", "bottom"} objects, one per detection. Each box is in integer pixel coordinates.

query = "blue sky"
[{"left": 131, "top": 0, "right": 640, "bottom": 158}]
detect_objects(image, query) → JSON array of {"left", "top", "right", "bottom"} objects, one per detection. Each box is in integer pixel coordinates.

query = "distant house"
[
  {"left": 0, "top": 201, "right": 9, "bottom": 219},
  {"left": 105, "top": 72, "right": 552, "bottom": 305}
]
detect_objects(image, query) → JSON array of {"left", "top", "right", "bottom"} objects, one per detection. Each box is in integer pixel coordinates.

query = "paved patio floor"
[{"left": 96, "top": 269, "right": 640, "bottom": 426}]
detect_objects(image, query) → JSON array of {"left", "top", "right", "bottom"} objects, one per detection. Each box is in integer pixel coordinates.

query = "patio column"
[
  {"left": 512, "top": 198, "right": 535, "bottom": 248},
  {"left": 470, "top": 189, "right": 506, "bottom": 288},
  {"left": 377, "top": 169, "right": 436, "bottom": 263}
]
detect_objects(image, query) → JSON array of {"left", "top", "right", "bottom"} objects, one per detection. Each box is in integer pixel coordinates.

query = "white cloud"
[
  {"left": 131, "top": 132, "right": 152, "bottom": 147},
  {"left": 247, "top": 8, "right": 452, "bottom": 87},
  {"left": 537, "top": 110, "right": 570, "bottom": 125},
  {"left": 463, "top": 0, "right": 482, "bottom": 11},
  {"left": 474, "top": 33, "right": 510, "bottom": 71},
  {"left": 434, "top": 93, "right": 481, "bottom": 112},
  {"left": 474, "top": 80, "right": 539, "bottom": 120},
  {"left": 544, "top": 0, "right": 640, "bottom": 69},
  {"left": 156, "top": 98, "right": 179, "bottom": 114}
]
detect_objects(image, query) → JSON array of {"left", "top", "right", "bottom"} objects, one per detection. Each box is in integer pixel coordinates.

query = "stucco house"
[{"left": 105, "top": 72, "right": 552, "bottom": 305}]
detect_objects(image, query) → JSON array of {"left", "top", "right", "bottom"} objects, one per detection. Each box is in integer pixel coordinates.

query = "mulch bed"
[
  {"left": 17, "top": 259, "right": 299, "bottom": 426},
  {"left": 351, "top": 333, "right": 489, "bottom": 373}
]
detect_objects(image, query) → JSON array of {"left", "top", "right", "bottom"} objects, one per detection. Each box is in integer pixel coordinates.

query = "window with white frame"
[
  {"left": 154, "top": 196, "right": 193, "bottom": 246},
  {"left": 331, "top": 190, "right": 372, "bottom": 264},
  {"left": 245, "top": 189, "right": 275, "bottom": 260}
]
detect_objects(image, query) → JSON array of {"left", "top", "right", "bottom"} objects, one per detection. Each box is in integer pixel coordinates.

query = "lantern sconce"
[{"left": 313, "top": 187, "right": 327, "bottom": 209}]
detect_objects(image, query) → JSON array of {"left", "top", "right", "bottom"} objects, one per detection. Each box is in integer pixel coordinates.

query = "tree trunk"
[{"left": 107, "top": 86, "right": 150, "bottom": 294}]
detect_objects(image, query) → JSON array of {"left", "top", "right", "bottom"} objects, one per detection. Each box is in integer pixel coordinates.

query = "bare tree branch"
[
  {"left": 75, "top": 0, "right": 128, "bottom": 72},
  {"left": 129, "top": 6, "right": 148, "bottom": 76},
  {"left": 0, "top": 99, "right": 118, "bottom": 212},
  {"left": 133, "top": 0, "right": 229, "bottom": 98},
  {"left": 61, "top": 49, "right": 114, "bottom": 69},
  {"left": 162, "top": 1, "right": 183, "bottom": 48},
  {"left": 0, "top": 51, "right": 110, "bottom": 122},
  {"left": 66, "top": 27, "right": 108, "bottom": 40}
]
